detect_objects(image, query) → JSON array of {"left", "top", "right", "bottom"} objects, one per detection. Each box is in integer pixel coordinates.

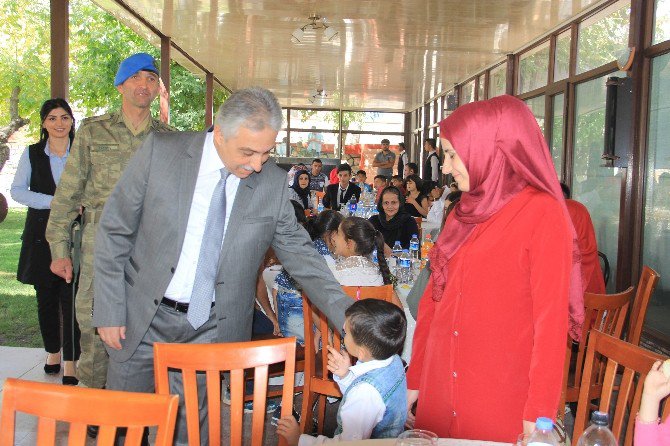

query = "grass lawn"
[{"left": 0, "top": 208, "right": 42, "bottom": 347}]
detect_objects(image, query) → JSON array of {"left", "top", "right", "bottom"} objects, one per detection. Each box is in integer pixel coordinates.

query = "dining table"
[{"left": 335, "top": 438, "right": 511, "bottom": 446}]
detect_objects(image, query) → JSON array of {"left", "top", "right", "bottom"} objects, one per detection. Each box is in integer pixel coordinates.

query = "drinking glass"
[{"left": 396, "top": 429, "right": 438, "bottom": 446}]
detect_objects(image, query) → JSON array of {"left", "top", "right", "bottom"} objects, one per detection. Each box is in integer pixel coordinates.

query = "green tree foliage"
[{"left": 0, "top": 0, "right": 225, "bottom": 144}]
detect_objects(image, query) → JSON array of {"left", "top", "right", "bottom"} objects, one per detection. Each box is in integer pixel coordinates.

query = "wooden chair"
[
  {"left": 414, "top": 216, "right": 423, "bottom": 240},
  {"left": 299, "top": 284, "right": 395, "bottom": 434},
  {"left": 626, "top": 266, "right": 660, "bottom": 346},
  {"left": 572, "top": 330, "right": 668, "bottom": 445},
  {"left": 559, "top": 287, "right": 634, "bottom": 418},
  {"left": 315, "top": 191, "right": 325, "bottom": 207},
  {"left": 154, "top": 338, "right": 296, "bottom": 446},
  {"left": 0, "top": 378, "right": 178, "bottom": 446}
]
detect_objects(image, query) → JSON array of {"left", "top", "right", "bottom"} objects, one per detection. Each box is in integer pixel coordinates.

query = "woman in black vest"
[{"left": 10, "top": 98, "right": 81, "bottom": 385}]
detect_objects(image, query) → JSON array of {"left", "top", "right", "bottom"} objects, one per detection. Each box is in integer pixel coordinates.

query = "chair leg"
[
  {"left": 300, "top": 391, "right": 316, "bottom": 434},
  {"left": 316, "top": 396, "right": 327, "bottom": 435}
]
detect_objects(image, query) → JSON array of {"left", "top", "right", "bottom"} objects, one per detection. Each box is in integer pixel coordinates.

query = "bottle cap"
[
  {"left": 591, "top": 411, "right": 609, "bottom": 426},
  {"left": 412, "top": 234, "right": 417, "bottom": 238},
  {"left": 535, "top": 417, "right": 553, "bottom": 431},
  {"left": 395, "top": 241, "right": 401, "bottom": 245},
  {"left": 403, "top": 249, "right": 409, "bottom": 253}
]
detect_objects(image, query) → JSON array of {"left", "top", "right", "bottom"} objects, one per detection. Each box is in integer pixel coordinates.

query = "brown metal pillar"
[
  {"left": 205, "top": 72, "right": 214, "bottom": 128},
  {"left": 160, "top": 36, "right": 171, "bottom": 124},
  {"left": 50, "top": 0, "right": 69, "bottom": 99}
]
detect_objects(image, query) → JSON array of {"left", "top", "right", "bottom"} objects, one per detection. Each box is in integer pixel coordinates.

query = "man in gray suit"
[{"left": 92, "top": 87, "right": 352, "bottom": 443}]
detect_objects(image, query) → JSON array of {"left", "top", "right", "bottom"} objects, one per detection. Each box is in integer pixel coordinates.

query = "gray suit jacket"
[{"left": 92, "top": 131, "right": 352, "bottom": 362}]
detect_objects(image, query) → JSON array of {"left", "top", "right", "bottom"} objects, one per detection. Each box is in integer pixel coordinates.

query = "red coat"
[
  {"left": 565, "top": 199, "right": 606, "bottom": 294},
  {"left": 407, "top": 187, "right": 571, "bottom": 443}
]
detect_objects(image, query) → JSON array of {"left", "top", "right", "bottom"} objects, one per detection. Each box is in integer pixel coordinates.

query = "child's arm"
[{"left": 634, "top": 360, "right": 670, "bottom": 446}]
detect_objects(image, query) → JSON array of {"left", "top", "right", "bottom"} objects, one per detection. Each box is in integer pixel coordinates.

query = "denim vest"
[{"left": 335, "top": 355, "right": 407, "bottom": 439}]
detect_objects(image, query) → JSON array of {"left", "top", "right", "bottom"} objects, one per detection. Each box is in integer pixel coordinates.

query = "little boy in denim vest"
[{"left": 278, "top": 299, "right": 407, "bottom": 445}]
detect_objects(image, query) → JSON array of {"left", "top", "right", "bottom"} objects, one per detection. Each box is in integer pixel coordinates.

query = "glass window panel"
[
  {"left": 489, "top": 63, "right": 507, "bottom": 98},
  {"left": 438, "top": 96, "right": 444, "bottom": 123},
  {"left": 419, "top": 106, "right": 425, "bottom": 130},
  {"left": 572, "top": 75, "right": 624, "bottom": 292},
  {"left": 642, "top": 53, "right": 670, "bottom": 341},
  {"left": 281, "top": 109, "right": 288, "bottom": 129},
  {"left": 554, "top": 30, "right": 572, "bottom": 81},
  {"left": 288, "top": 130, "right": 339, "bottom": 159},
  {"left": 524, "top": 95, "right": 546, "bottom": 134},
  {"left": 289, "top": 109, "right": 341, "bottom": 130},
  {"left": 429, "top": 101, "right": 435, "bottom": 125},
  {"left": 477, "top": 75, "right": 486, "bottom": 100},
  {"left": 653, "top": 0, "right": 670, "bottom": 44},
  {"left": 518, "top": 41, "right": 550, "bottom": 94},
  {"left": 460, "top": 80, "right": 475, "bottom": 105},
  {"left": 550, "top": 94, "right": 565, "bottom": 179},
  {"left": 576, "top": 1, "right": 631, "bottom": 74},
  {"left": 343, "top": 133, "right": 403, "bottom": 173},
  {"left": 340, "top": 111, "right": 405, "bottom": 133},
  {"left": 273, "top": 130, "right": 288, "bottom": 158}
]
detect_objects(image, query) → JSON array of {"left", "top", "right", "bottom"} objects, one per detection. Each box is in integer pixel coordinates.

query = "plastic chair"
[
  {"left": 559, "top": 286, "right": 634, "bottom": 417},
  {"left": 154, "top": 338, "right": 296, "bottom": 446},
  {"left": 572, "top": 330, "right": 668, "bottom": 445},
  {"left": 626, "top": 265, "right": 660, "bottom": 346},
  {"left": 0, "top": 378, "right": 178, "bottom": 446},
  {"left": 299, "top": 284, "right": 394, "bottom": 434}
]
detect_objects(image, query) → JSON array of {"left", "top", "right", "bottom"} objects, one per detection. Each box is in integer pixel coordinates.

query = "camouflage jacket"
[{"left": 46, "top": 110, "right": 174, "bottom": 260}]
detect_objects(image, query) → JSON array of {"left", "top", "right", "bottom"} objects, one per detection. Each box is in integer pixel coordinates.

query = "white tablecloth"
[{"left": 396, "top": 283, "right": 417, "bottom": 363}]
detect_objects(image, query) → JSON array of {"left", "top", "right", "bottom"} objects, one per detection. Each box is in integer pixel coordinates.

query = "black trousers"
[{"left": 34, "top": 280, "right": 81, "bottom": 361}]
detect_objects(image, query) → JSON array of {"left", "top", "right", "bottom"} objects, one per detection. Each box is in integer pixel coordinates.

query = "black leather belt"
[{"left": 161, "top": 297, "right": 214, "bottom": 314}]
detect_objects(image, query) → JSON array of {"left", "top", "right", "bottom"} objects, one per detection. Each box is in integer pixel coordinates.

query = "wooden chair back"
[
  {"left": 414, "top": 216, "right": 422, "bottom": 240},
  {"left": 626, "top": 266, "right": 659, "bottom": 346},
  {"left": 300, "top": 284, "right": 394, "bottom": 434},
  {"left": 0, "top": 378, "right": 178, "bottom": 446},
  {"left": 572, "top": 330, "right": 668, "bottom": 445},
  {"left": 154, "top": 338, "right": 296, "bottom": 446},
  {"left": 560, "top": 286, "right": 634, "bottom": 412}
]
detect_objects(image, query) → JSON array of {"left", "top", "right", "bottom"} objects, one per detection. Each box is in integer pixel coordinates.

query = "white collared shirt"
[
  {"left": 164, "top": 132, "right": 241, "bottom": 303},
  {"left": 298, "top": 357, "right": 393, "bottom": 446}
]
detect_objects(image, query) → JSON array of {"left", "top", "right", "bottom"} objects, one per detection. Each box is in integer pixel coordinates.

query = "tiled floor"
[{"left": 0, "top": 347, "right": 327, "bottom": 445}]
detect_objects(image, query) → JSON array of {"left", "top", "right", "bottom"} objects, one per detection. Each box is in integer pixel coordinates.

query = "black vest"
[
  {"left": 17, "top": 142, "right": 59, "bottom": 286},
  {"left": 423, "top": 152, "right": 439, "bottom": 182}
]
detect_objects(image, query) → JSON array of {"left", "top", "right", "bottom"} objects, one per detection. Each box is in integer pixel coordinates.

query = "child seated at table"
[
  {"left": 277, "top": 299, "right": 408, "bottom": 445},
  {"left": 634, "top": 360, "right": 670, "bottom": 445}
]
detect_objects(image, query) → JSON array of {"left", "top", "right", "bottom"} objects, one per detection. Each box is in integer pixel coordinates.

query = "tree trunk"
[{"left": 0, "top": 86, "right": 30, "bottom": 173}]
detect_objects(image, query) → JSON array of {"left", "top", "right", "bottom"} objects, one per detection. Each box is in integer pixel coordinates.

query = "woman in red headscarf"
[{"left": 405, "top": 96, "right": 584, "bottom": 443}]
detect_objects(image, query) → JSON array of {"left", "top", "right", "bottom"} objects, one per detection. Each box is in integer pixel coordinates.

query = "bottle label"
[
  {"left": 410, "top": 241, "right": 419, "bottom": 251},
  {"left": 399, "top": 258, "right": 411, "bottom": 268}
]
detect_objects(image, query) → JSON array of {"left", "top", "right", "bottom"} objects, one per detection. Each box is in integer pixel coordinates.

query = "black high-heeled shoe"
[
  {"left": 62, "top": 375, "right": 79, "bottom": 386},
  {"left": 44, "top": 363, "right": 61, "bottom": 374}
]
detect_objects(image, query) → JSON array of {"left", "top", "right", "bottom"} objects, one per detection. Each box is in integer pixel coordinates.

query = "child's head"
[
  {"left": 356, "top": 170, "right": 367, "bottom": 184},
  {"left": 333, "top": 217, "right": 393, "bottom": 285},
  {"left": 344, "top": 299, "right": 407, "bottom": 361}
]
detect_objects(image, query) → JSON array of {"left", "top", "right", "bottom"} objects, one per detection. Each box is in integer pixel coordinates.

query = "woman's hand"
[
  {"left": 327, "top": 345, "right": 351, "bottom": 378},
  {"left": 406, "top": 389, "right": 419, "bottom": 428},
  {"left": 522, "top": 420, "right": 535, "bottom": 436},
  {"left": 639, "top": 360, "right": 670, "bottom": 422}
]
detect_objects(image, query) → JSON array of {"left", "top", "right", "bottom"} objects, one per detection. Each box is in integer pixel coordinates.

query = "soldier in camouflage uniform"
[{"left": 46, "top": 53, "right": 173, "bottom": 389}]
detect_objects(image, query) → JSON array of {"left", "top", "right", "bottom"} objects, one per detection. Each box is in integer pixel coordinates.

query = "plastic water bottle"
[
  {"left": 392, "top": 241, "right": 403, "bottom": 261},
  {"left": 409, "top": 234, "right": 420, "bottom": 260},
  {"left": 317, "top": 201, "right": 324, "bottom": 214},
  {"left": 576, "top": 411, "right": 616, "bottom": 446},
  {"left": 398, "top": 250, "right": 412, "bottom": 284},
  {"left": 527, "top": 417, "right": 559, "bottom": 446},
  {"left": 348, "top": 196, "right": 357, "bottom": 215},
  {"left": 372, "top": 248, "right": 378, "bottom": 264}
]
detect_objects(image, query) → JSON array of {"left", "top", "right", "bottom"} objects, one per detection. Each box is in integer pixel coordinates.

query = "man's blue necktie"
[{"left": 187, "top": 167, "right": 229, "bottom": 329}]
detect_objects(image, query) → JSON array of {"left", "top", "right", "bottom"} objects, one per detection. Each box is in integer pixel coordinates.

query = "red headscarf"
[{"left": 429, "top": 95, "right": 584, "bottom": 341}]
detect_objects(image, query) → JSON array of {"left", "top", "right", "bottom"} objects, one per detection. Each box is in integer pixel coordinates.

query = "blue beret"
[{"left": 114, "top": 53, "right": 159, "bottom": 86}]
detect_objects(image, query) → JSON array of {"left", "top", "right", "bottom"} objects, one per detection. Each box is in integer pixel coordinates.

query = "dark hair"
[
  {"left": 391, "top": 175, "right": 403, "bottom": 182},
  {"left": 374, "top": 175, "right": 388, "bottom": 182},
  {"left": 442, "top": 193, "right": 462, "bottom": 230},
  {"left": 297, "top": 163, "right": 306, "bottom": 169},
  {"left": 339, "top": 217, "right": 392, "bottom": 285},
  {"left": 305, "top": 209, "right": 343, "bottom": 241},
  {"left": 381, "top": 138, "right": 390, "bottom": 144},
  {"left": 425, "top": 138, "right": 436, "bottom": 149},
  {"left": 312, "top": 158, "right": 323, "bottom": 164},
  {"left": 404, "top": 174, "right": 424, "bottom": 192},
  {"left": 39, "top": 98, "right": 75, "bottom": 143},
  {"left": 289, "top": 200, "right": 308, "bottom": 226},
  {"left": 560, "top": 182, "right": 571, "bottom": 199},
  {"left": 345, "top": 299, "right": 406, "bottom": 360},
  {"left": 445, "top": 190, "right": 462, "bottom": 203},
  {"left": 421, "top": 180, "right": 438, "bottom": 196},
  {"left": 356, "top": 170, "right": 367, "bottom": 177},
  {"left": 398, "top": 142, "right": 406, "bottom": 149},
  {"left": 337, "top": 163, "right": 352, "bottom": 174},
  {"left": 405, "top": 162, "right": 418, "bottom": 175}
]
